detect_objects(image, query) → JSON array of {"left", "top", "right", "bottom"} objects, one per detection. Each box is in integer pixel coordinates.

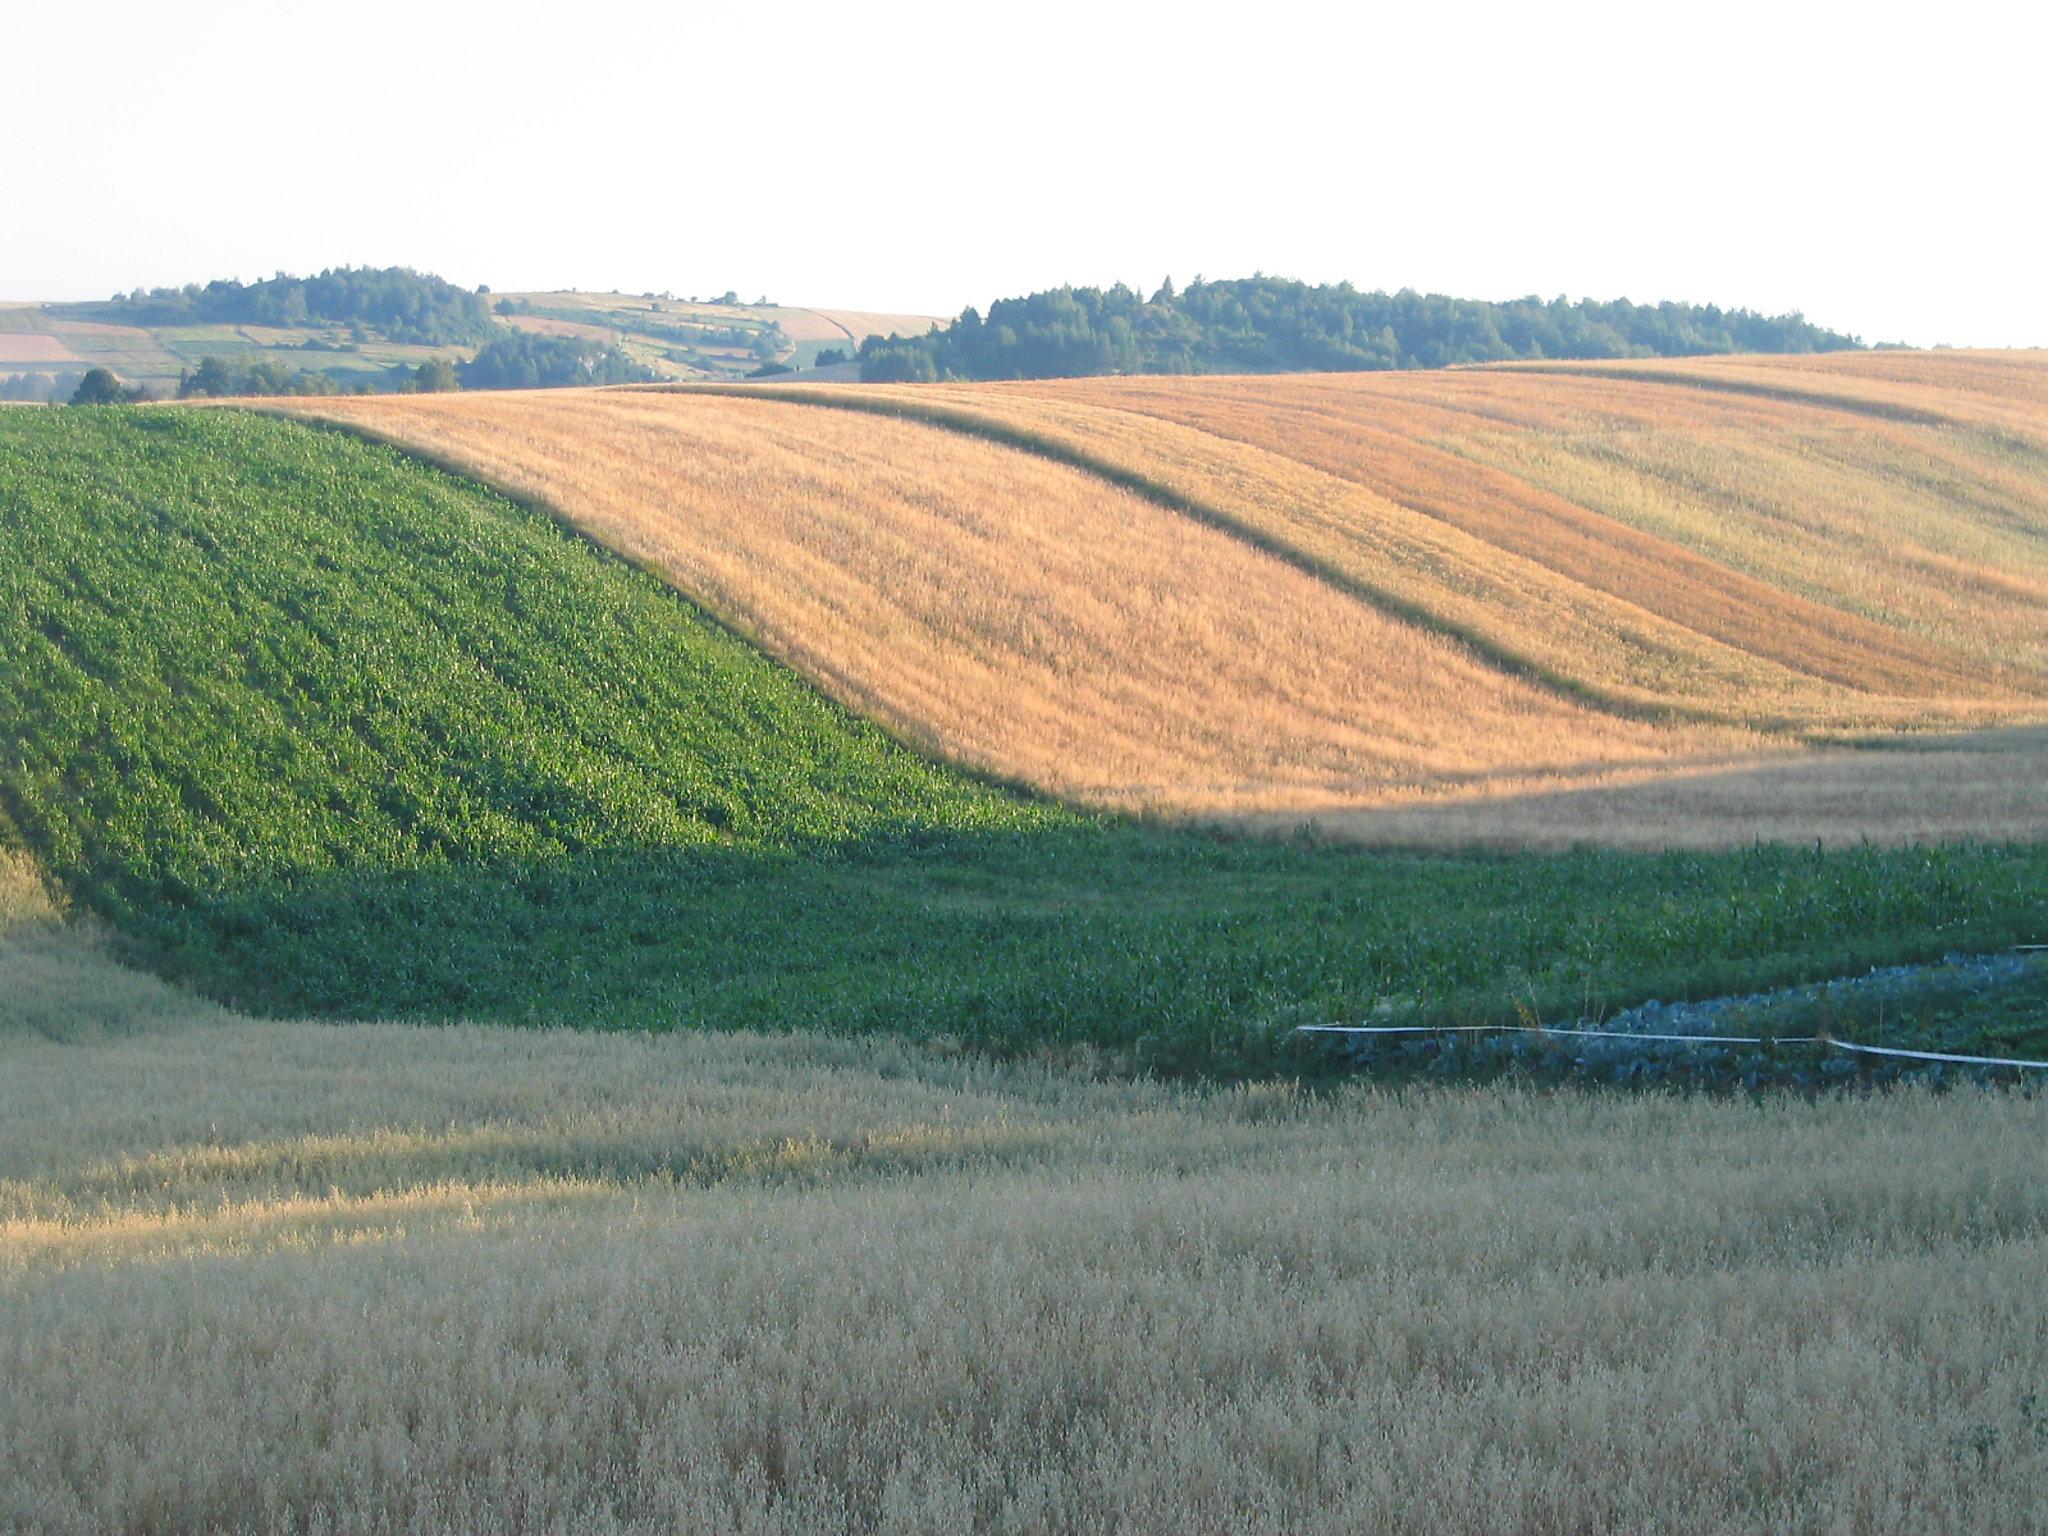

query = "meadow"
[
  {"left": 4, "top": 903, "right": 2045, "bottom": 1534},
  {"left": 5, "top": 408, "right": 2043, "bottom": 1068}
]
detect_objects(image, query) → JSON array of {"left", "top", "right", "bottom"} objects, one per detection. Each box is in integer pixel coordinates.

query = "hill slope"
[
  {"left": 276, "top": 388, "right": 1753, "bottom": 816},
  {"left": 8, "top": 406, "right": 2044, "bottom": 1058},
  {"left": 841, "top": 356, "right": 2048, "bottom": 723},
  {"left": 277, "top": 352, "right": 2048, "bottom": 842}
]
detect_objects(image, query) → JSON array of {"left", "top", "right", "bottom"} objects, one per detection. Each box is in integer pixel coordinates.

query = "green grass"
[{"left": 2, "top": 408, "right": 2045, "bottom": 1071}]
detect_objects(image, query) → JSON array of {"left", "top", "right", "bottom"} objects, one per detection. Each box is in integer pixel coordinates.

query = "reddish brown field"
[
  {"left": 503, "top": 315, "right": 621, "bottom": 342},
  {"left": 0, "top": 335, "right": 80, "bottom": 364}
]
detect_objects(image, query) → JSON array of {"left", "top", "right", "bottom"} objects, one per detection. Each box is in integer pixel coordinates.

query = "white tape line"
[
  {"left": 1826, "top": 1041, "right": 2048, "bottom": 1070},
  {"left": 1294, "top": 1024, "right": 1816, "bottom": 1046},
  {"left": 1293, "top": 1023, "right": 2048, "bottom": 1070}
]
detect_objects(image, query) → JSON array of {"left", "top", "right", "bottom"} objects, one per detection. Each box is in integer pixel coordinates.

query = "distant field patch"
[
  {"left": 774, "top": 308, "right": 946, "bottom": 343},
  {"left": 44, "top": 318, "right": 153, "bottom": 340},
  {"left": 0, "top": 335, "right": 79, "bottom": 364},
  {"left": 805, "top": 307, "right": 944, "bottom": 341},
  {"left": 505, "top": 314, "right": 620, "bottom": 341},
  {"left": 770, "top": 308, "right": 859, "bottom": 341}
]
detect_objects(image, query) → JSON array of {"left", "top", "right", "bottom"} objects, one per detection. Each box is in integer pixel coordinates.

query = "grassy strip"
[{"left": 3, "top": 408, "right": 2044, "bottom": 1072}]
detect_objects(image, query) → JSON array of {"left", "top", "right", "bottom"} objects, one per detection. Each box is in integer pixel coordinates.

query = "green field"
[{"left": 2, "top": 408, "right": 2044, "bottom": 1072}]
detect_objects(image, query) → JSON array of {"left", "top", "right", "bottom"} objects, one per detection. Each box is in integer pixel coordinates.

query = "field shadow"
[{"left": 1261, "top": 726, "right": 2048, "bottom": 851}]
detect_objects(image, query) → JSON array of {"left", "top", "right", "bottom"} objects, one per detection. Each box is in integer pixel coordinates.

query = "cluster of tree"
[
  {"left": 68, "top": 369, "right": 155, "bottom": 405},
  {"left": 456, "top": 332, "right": 658, "bottom": 390},
  {"left": 0, "top": 370, "right": 85, "bottom": 403},
  {"left": 175, "top": 356, "right": 464, "bottom": 398},
  {"left": 74, "top": 267, "right": 496, "bottom": 346},
  {"left": 175, "top": 356, "right": 346, "bottom": 398},
  {"left": 858, "top": 277, "right": 1864, "bottom": 382},
  {"left": 812, "top": 347, "right": 850, "bottom": 368}
]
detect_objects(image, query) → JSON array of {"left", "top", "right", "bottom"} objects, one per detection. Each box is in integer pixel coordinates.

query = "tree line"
[
  {"left": 66, "top": 266, "right": 497, "bottom": 346},
  {"left": 61, "top": 334, "right": 656, "bottom": 406},
  {"left": 858, "top": 277, "right": 1865, "bottom": 381}
]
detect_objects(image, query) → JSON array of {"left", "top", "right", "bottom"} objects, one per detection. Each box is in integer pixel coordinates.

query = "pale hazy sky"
[{"left": 7, "top": 0, "right": 2042, "bottom": 346}]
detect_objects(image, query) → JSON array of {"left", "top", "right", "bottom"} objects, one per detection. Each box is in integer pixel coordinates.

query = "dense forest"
[
  {"left": 64, "top": 266, "right": 496, "bottom": 346},
  {"left": 858, "top": 277, "right": 1864, "bottom": 381}
]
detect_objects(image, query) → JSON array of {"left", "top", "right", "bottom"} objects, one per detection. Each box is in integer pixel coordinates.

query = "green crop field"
[{"left": 2, "top": 407, "right": 2045, "bottom": 1073}]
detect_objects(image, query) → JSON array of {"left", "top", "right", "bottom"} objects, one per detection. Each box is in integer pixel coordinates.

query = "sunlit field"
[
  {"left": 277, "top": 350, "right": 2048, "bottom": 845},
  {"left": 5, "top": 907, "right": 2044, "bottom": 1535},
  {"left": 277, "top": 388, "right": 1747, "bottom": 817},
  {"left": 765, "top": 352, "right": 2048, "bottom": 725}
]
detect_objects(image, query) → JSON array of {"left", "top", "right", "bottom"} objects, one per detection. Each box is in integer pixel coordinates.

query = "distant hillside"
[
  {"left": 0, "top": 276, "right": 944, "bottom": 399},
  {"left": 856, "top": 276, "right": 1864, "bottom": 381},
  {"left": 494, "top": 291, "right": 947, "bottom": 376},
  {"left": 64, "top": 266, "right": 496, "bottom": 345}
]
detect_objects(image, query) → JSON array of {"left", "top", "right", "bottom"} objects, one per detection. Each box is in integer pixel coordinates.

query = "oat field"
[{"left": 5, "top": 905, "right": 2045, "bottom": 1535}]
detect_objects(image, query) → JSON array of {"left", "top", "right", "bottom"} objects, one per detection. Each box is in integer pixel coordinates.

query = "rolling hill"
[
  {"left": 6, "top": 403, "right": 2042, "bottom": 1059},
  {"left": 273, "top": 350, "right": 2048, "bottom": 844},
  {"left": 488, "top": 291, "right": 943, "bottom": 377}
]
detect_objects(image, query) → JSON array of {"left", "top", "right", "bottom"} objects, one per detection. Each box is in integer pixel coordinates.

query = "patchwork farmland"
[
  {"left": 0, "top": 289, "right": 944, "bottom": 397},
  {"left": 4, "top": 352, "right": 2046, "bottom": 1533}
]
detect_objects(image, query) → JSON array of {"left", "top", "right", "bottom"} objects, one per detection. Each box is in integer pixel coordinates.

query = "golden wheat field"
[
  {"left": 273, "top": 390, "right": 1750, "bottom": 816},
  {"left": 272, "top": 351, "right": 2048, "bottom": 844},
  {"left": 4, "top": 876, "right": 2045, "bottom": 1536}
]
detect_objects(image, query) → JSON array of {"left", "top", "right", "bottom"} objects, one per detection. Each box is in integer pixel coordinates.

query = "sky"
[{"left": 6, "top": 0, "right": 2043, "bottom": 347}]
